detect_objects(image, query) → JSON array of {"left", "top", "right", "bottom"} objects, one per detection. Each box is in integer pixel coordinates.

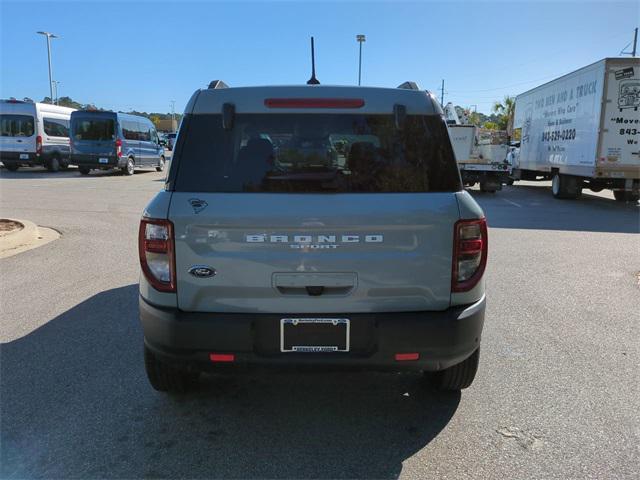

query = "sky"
[{"left": 0, "top": 0, "right": 637, "bottom": 115}]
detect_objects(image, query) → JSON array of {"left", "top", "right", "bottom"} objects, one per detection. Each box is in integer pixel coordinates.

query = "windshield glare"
[{"left": 173, "top": 113, "right": 460, "bottom": 193}]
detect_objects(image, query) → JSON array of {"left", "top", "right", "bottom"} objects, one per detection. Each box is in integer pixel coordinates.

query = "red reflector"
[
  {"left": 210, "top": 353, "right": 235, "bottom": 362},
  {"left": 460, "top": 239, "right": 483, "bottom": 253},
  {"left": 264, "top": 98, "right": 365, "bottom": 109},
  {"left": 144, "top": 239, "right": 168, "bottom": 253},
  {"left": 395, "top": 353, "right": 419, "bottom": 361}
]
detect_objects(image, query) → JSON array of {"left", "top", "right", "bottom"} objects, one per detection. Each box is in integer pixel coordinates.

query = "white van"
[{"left": 0, "top": 99, "right": 76, "bottom": 172}]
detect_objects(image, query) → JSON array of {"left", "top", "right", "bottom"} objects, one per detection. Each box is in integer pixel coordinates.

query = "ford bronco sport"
[{"left": 139, "top": 80, "right": 487, "bottom": 393}]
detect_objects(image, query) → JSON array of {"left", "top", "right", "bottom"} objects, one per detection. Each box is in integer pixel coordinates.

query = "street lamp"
[
  {"left": 36, "top": 31, "right": 58, "bottom": 104},
  {"left": 356, "top": 34, "right": 366, "bottom": 86}
]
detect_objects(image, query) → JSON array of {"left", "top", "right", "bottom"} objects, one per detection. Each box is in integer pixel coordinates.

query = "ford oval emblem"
[{"left": 188, "top": 265, "right": 216, "bottom": 278}]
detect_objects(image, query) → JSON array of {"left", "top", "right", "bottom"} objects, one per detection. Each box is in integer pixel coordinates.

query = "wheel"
[
  {"left": 47, "top": 155, "right": 60, "bottom": 172},
  {"left": 59, "top": 159, "right": 69, "bottom": 170},
  {"left": 156, "top": 156, "right": 165, "bottom": 172},
  {"left": 4, "top": 163, "right": 19, "bottom": 171},
  {"left": 614, "top": 190, "right": 640, "bottom": 202},
  {"left": 121, "top": 157, "right": 135, "bottom": 176},
  {"left": 479, "top": 182, "right": 496, "bottom": 193},
  {"left": 79, "top": 166, "right": 91, "bottom": 175},
  {"left": 144, "top": 345, "right": 198, "bottom": 393},
  {"left": 430, "top": 348, "right": 480, "bottom": 391},
  {"left": 551, "top": 172, "right": 581, "bottom": 199}
]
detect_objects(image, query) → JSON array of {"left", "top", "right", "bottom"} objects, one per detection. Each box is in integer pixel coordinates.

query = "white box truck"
[{"left": 512, "top": 57, "right": 640, "bottom": 201}]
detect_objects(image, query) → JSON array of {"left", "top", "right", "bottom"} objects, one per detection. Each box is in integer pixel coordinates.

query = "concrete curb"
[{"left": 0, "top": 218, "right": 60, "bottom": 259}]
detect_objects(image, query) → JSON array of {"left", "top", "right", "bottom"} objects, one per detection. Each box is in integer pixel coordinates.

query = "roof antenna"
[{"left": 307, "top": 36, "right": 320, "bottom": 85}]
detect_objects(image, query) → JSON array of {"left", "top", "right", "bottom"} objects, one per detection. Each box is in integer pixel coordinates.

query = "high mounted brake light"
[
  {"left": 264, "top": 98, "right": 365, "bottom": 109},
  {"left": 139, "top": 218, "right": 176, "bottom": 292},
  {"left": 452, "top": 218, "right": 488, "bottom": 292}
]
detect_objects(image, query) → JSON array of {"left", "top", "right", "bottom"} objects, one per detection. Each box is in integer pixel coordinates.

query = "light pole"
[
  {"left": 36, "top": 31, "right": 58, "bottom": 103},
  {"left": 356, "top": 34, "right": 366, "bottom": 86}
]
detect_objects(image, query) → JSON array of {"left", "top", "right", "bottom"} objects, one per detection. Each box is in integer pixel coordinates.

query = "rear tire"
[
  {"left": 430, "top": 348, "right": 480, "bottom": 391},
  {"left": 614, "top": 190, "right": 640, "bottom": 202},
  {"left": 156, "top": 156, "right": 165, "bottom": 172},
  {"left": 122, "top": 157, "right": 135, "bottom": 176},
  {"left": 551, "top": 172, "right": 581, "bottom": 199},
  {"left": 4, "top": 163, "right": 19, "bottom": 171},
  {"left": 79, "top": 167, "right": 91, "bottom": 175},
  {"left": 144, "top": 345, "right": 198, "bottom": 393},
  {"left": 47, "top": 155, "right": 61, "bottom": 172},
  {"left": 479, "top": 182, "right": 496, "bottom": 193}
]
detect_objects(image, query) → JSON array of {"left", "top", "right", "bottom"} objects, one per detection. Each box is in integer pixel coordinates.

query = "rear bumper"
[
  {"left": 140, "top": 295, "right": 485, "bottom": 372},
  {"left": 1, "top": 151, "right": 41, "bottom": 165},
  {"left": 70, "top": 154, "right": 122, "bottom": 168}
]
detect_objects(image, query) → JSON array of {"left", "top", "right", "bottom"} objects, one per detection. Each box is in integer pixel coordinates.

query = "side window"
[
  {"left": 149, "top": 127, "right": 158, "bottom": 143},
  {"left": 138, "top": 122, "right": 150, "bottom": 142},
  {"left": 122, "top": 120, "right": 138, "bottom": 140},
  {"left": 43, "top": 118, "right": 69, "bottom": 137}
]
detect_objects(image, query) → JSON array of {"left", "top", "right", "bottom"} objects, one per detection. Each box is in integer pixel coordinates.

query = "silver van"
[
  {"left": 139, "top": 81, "right": 487, "bottom": 393},
  {"left": 0, "top": 99, "right": 75, "bottom": 172}
]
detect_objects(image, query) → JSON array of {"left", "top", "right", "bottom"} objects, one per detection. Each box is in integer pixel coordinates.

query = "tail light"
[
  {"left": 139, "top": 218, "right": 175, "bottom": 292},
  {"left": 115, "top": 138, "right": 122, "bottom": 158},
  {"left": 36, "top": 135, "right": 42, "bottom": 155},
  {"left": 452, "top": 218, "right": 488, "bottom": 292}
]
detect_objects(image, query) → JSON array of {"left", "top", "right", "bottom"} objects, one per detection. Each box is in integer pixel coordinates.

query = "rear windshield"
[
  {"left": 172, "top": 114, "right": 461, "bottom": 193},
  {"left": 71, "top": 116, "right": 115, "bottom": 141},
  {"left": 0, "top": 114, "right": 35, "bottom": 137}
]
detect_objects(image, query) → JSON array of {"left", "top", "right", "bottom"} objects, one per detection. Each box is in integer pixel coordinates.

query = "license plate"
[
  {"left": 19, "top": 153, "right": 28, "bottom": 160},
  {"left": 281, "top": 318, "right": 350, "bottom": 352},
  {"left": 99, "top": 157, "right": 109, "bottom": 164}
]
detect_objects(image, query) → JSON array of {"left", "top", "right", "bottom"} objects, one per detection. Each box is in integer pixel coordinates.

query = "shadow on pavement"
[
  {"left": 1, "top": 285, "right": 459, "bottom": 479},
  {"left": 470, "top": 184, "right": 640, "bottom": 234}
]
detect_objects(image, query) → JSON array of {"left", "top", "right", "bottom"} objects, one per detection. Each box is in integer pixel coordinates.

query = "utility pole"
[
  {"left": 170, "top": 100, "right": 176, "bottom": 130},
  {"left": 439, "top": 79, "right": 445, "bottom": 106},
  {"left": 356, "top": 34, "right": 366, "bottom": 86},
  {"left": 36, "top": 31, "right": 58, "bottom": 103}
]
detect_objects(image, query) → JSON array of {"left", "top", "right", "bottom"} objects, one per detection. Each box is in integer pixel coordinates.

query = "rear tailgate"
[
  {"left": 170, "top": 192, "right": 458, "bottom": 313},
  {"left": 70, "top": 112, "right": 117, "bottom": 164}
]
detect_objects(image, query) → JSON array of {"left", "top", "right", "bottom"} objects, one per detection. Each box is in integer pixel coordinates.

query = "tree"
[
  {"left": 492, "top": 96, "right": 515, "bottom": 131},
  {"left": 483, "top": 121, "right": 499, "bottom": 130}
]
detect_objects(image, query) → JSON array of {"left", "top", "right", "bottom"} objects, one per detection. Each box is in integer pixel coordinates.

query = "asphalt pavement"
[{"left": 1, "top": 165, "right": 638, "bottom": 479}]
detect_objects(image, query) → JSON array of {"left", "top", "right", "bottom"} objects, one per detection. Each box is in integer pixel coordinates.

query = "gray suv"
[{"left": 139, "top": 81, "right": 487, "bottom": 393}]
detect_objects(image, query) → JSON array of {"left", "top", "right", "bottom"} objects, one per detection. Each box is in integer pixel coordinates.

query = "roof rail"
[
  {"left": 208, "top": 80, "right": 229, "bottom": 89},
  {"left": 397, "top": 81, "right": 420, "bottom": 90}
]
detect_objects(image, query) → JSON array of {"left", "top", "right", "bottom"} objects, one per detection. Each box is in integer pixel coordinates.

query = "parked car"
[
  {"left": 0, "top": 99, "right": 75, "bottom": 172},
  {"left": 166, "top": 132, "right": 177, "bottom": 151},
  {"left": 69, "top": 111, "right": 166, "bottom": 175},
  {"left": 139, "top": 81, "right": 487, "bottom": 393}
]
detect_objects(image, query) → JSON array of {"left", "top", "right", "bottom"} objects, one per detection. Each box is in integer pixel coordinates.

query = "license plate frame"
[
  {"left": 19, "top": 153, "right": 29, "bottom": 160},
  {"left": 98, "top": 157, "right": 109, "bottom": 164},
  {"left": 280, "top": 318, "right": 350, "bottom": 353}
]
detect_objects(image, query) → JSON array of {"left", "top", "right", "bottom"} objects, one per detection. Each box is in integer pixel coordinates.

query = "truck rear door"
[
  {"left": 168, "top": 111, "right": 463, "bottom": 314},
  {"left": 598, "top": 60, "right": 640, "bottom": 179}
]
